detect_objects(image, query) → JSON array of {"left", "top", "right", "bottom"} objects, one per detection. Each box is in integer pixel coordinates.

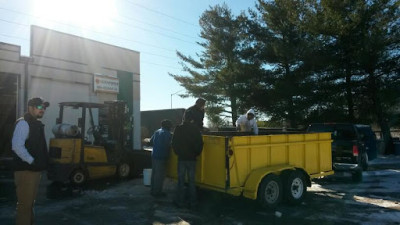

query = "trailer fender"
[{"left": 243, "top": 165, "right": 295, "bottom": 200}]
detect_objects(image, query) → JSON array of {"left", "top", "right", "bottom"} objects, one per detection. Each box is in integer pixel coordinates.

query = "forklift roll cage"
[{"left": 54, "top": 101, "right": 127, "bottom": 166}]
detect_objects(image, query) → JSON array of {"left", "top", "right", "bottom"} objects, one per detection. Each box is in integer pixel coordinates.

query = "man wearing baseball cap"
[
  {"left": 11, "top": 97, "right": 49, "bottom": 225},
  {"left": 182, "top": 98, "right": 206, "bottom": 131}
]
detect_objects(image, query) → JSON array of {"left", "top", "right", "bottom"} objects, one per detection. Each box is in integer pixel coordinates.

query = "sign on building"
[{"left": 94, "top": 73, "right": 119, "bottom": 93}]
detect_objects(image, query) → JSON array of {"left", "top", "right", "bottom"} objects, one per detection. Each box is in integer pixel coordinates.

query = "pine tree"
[
  {"left": 248, "top": 0, "right": 320, "bottom": 127},
  {"left": 170, "top": 4, "right": 259, "bottom": 126}
]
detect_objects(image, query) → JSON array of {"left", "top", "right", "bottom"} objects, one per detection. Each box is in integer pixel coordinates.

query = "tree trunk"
[
  {"left": 284, "top": 63, "right": 297, "bottom": 127},
  {"left": 368, "top": 72, "right": 393, "bottom": 154},
  {"left": 230, "top": 96, "right": 238, "bottom": 126},
  {"left": 287, "top": 96, "right": 296, "bottom": 128},
  {"left": 345, "top": 66, "right": 355, "bottom": 122}
]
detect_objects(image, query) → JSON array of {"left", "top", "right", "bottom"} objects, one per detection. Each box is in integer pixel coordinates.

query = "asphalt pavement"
[{"left": 1, "top": 155, "right": 400, "bottom": 225}]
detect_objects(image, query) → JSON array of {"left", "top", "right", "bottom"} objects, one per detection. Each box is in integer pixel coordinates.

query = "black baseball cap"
[
  {"left": 161, "top": 119, "right": 172, "bottom": 129},
  {"left": 195, "top": 98, "right": 206, "bottom": 105},
  {"left": 28, "top": 97, "right": 50, "bottom": 107}
]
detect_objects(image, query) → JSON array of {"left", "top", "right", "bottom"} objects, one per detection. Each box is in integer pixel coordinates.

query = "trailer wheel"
[
  {"left": 284, "top": 170, "right": 306, "bottom": 205},
  {"left": 257, "top": 174, "right": 282, "bottom": 208},
  {"left": 70, "top": 169, "right": 87, "bottom": 185},
  {"left": 117, "top": 163, "right": 131, "bottom": 178}
]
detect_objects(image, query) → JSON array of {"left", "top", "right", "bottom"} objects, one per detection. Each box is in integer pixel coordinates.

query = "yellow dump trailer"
[{"left": 167, "top": 132, "right": 334, "bottom": 208}]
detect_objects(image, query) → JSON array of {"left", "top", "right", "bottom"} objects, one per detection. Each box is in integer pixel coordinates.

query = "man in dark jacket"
[
  {"left": 149, "top": 119, "right": 172, "bottom": 197},
  {"left": 182, "top": 98, "right": 206, "bottom": 131},
  {"left": 12, "top": 97, "right": 49, "bottom": 225},
  {"left": 172, "top": 116, "right": 203, "bottom": 209}
]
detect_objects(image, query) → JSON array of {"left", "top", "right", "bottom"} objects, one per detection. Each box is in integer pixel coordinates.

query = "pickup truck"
[
  {"left": 167, "top": 131, "right": 334, "bottom": 208},
  {"left": 307, "top": 123, "right": 377, "bottom": 181}
]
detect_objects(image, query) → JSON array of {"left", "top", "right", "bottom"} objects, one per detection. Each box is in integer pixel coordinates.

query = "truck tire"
[
  {"left": 257, "top": 174, "right": 282, "bottom": 208},
  {"left": 117, "top": 163, "right": 131, "bottom": 178},
  {"left": 352, "top": 168, "right": 363, "bottom": 182},
  {"left": 70, "top": 169, "right": 87, "bottom": 185},
  {"left": 283, "top": 170, "right": 306, "bottom": 205},
  {"left": 361, "top": 153, "right": 369, "bottom": 171}
]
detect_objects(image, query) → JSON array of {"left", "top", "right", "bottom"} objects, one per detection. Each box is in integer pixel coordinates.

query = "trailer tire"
[
  {"left": 70, "top": 169, "right": 87, "bottom": 185},
  {"left": 117, "top": 162, "right": 131, "bottom": 178},
  {"left": 257, "top": 174, "right": 282, "bottom": 208},
  {"left": 283, "top": 170, "right": 306, "bottom": 205}
]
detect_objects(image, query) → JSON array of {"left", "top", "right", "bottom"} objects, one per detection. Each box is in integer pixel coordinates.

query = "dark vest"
[{"left": 13, "top": 113, "right": 49, "bottom": 171}]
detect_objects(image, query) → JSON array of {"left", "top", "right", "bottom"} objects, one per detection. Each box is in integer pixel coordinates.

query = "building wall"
[
  {"left": 0, "top": 26, "right": 141, "bottom": 150},
  {"left": 0, "top": 43, "right": 25, "bottom": 116},
  {"left": 29, "top": 26, "right": 141, "bottom": 149},
  {"left": 0, "top": 43, "right": 25, "bottom": 156}
]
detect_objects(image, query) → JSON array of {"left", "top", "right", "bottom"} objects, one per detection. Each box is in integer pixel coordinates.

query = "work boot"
[
  {"left": 173, "top": 200, "right": 185, "bottom": 208},
  {"left": 189, "top": 202, "right": 199, "bottom": 211},
  {"left": 151, "top": 192, "right": 167, "bottom": 198}
]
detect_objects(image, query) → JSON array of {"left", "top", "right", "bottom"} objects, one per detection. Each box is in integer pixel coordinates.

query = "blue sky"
[{"left": 0, "top": 0, "right": 256, "bottom": 111}]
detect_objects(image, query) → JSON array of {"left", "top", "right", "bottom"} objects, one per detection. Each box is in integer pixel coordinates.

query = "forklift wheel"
[
  {"left": 117, "top": 163, "right": 131, "bottom": 178},
  {"left": 70, "top": 169, "right": 87, "bottom": 185}
]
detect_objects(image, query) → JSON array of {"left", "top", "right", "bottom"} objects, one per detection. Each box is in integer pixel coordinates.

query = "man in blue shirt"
[{"left": 149, "top": 119, "right": 172, "bottom": 197}]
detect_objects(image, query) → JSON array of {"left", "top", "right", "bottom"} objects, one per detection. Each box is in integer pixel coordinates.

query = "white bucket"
[{"left": 143, "top": 168, "right": 152, "bottom": 186}]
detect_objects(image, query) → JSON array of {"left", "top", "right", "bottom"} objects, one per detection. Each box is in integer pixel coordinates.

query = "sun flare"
[{"left": 33, "top": 0, "right": 117, "bottom": 28}]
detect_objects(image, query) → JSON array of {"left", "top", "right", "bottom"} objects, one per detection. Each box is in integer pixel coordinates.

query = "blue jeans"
[
  {"left": 151, "top": 159, "right": 167, "bottom": 195},
  {"left": 175, "top": 161, "right": 197, "bottom": 205}
]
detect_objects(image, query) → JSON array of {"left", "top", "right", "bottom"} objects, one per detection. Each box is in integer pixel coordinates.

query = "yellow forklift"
[{"left": 47, "top": 101, "right": 150, "bottom": 185}]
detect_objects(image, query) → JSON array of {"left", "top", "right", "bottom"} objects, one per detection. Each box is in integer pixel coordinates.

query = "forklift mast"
[{"left": 104, "top": 101, "right": 130, "bottom": 158}]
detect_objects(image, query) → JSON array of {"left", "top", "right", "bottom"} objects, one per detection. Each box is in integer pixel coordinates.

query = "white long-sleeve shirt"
[
  {"left": 235, "top": 115, "right": 258, "bottom": 135},
  {"left": 12, "top": 120, "right": 34, "bottom": 164}
]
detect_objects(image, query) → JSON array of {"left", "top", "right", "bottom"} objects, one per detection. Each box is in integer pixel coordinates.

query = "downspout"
[{"left": 20, "top": 56, "right": 33, "bottom": 113}]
